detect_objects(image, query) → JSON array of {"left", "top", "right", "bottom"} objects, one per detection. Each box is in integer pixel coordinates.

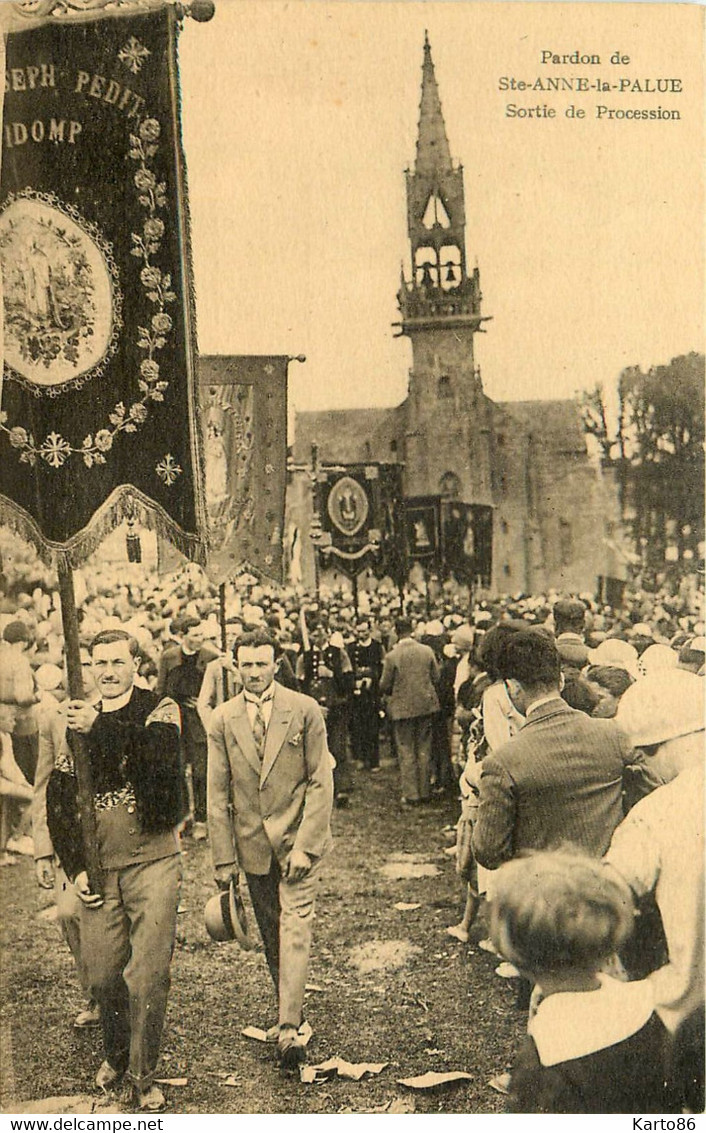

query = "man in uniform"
[
  {"left": 157, "top": 616, "right": 218, "bottom": 839},
  {"left": 47, "top": 629, "right": 186, "bottom": 1111},
  {"left": 349, "top": 619, "right": 384, "bottom": 771},
  {"left": 208, "top": 630, "right": 334, "bottom": 1070}
]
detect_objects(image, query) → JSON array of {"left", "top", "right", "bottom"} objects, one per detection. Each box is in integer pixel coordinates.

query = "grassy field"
[{"left": 1, "top": 758, "right": 524, "bottom": 1114}]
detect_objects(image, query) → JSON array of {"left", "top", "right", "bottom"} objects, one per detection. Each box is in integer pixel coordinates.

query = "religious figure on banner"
[
  {"left": 414, "top": 518, "right": 431, "bottom": 549},
  {"left": 327, "top": 475, "right": 369, "bottom": 537},
  {"left": 0, "top": 196, "right": 116, "bottom": 389}
]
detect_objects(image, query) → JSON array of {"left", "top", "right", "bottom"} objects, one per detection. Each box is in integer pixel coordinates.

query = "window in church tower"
[
  {"left": 500, "top": 518, "right": 509, "bottom": 535},
  {"left": 422, "top": 192, "right": 451, "bottom": 229},
  {"left": 439, "top": 245, "right": 461, "bottom": 291},
  {"left": 437, "top": 375, "right": 452, "bottom": 399},
  {"left": 414, "top": 247, "right": 438, "bottom": 287},
  {"left": 559, "top": 519, "right": 573, "bottom": 566},
  {"left": 439, "top": 471, "right": 461, "bottom": 500}
]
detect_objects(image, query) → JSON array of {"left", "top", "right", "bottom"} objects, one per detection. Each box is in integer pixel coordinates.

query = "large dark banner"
[
  {"left": 441, "top": 501, "right": 493, "bottom": 587},
  {"left": 317, "top": 463, "right": 403, "bottom": 580},
  {"left": 199, "top": 356, "right": 288, "bottom": 585},
  {"left": 0, "top": 8, "right": 206, "bottom": 565}
]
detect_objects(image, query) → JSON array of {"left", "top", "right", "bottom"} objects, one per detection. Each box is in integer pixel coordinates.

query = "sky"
[{"left": 178, "top": 1, "right": 704, "bottom": 418}]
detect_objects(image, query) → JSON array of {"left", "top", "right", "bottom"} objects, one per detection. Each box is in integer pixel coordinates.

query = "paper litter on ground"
[
  {"left": 397, "top": 1071, "right": 473, "bottom": 1089},
  {"left": 393, "top": 902, "right": 421, "bottom": 911},
  {"left": 300, "top": 1058, "right": 388, "bottom": 1084}
]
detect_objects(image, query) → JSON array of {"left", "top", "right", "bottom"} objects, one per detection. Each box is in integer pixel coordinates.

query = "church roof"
[
  {"left": 498, "top": 399, "right": 587, "bottom": 455},
  {"left": 415, "top": 34, "right": 453, "bottom": 175},
  {"left": 292, "top": 404, "right": 405, "bottom": 465}
]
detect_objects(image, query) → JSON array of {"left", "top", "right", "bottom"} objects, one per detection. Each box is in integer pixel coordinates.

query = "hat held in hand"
[{"left": 204, "top": 878, "right": 255, "bottom": 949}]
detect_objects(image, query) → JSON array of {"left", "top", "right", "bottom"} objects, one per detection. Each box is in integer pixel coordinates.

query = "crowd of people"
[{"left": 0, "top": 544, "right": 704, "bottom": 1113}]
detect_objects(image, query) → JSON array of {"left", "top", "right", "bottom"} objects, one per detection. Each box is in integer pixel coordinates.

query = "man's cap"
[
  {"left": 553, "top": 599, "right": 586, "bottom": 622},
  {"left": 629, "top": 623, "right": 654, "bottom": 640},
  {"left": 204, "top": 879, "right": 255, "bottom": 949},
  {"left": 616, "top": 670, "right": 705, "bottom": 747}
]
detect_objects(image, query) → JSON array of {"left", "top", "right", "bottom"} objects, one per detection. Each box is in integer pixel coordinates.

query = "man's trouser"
[
  {"left": 246, "top": 856, "right": 321, "bottom": 1028},
  {"left": 325, "top": 704, "right": 352, "bottom": 799},
  {"left": 56, "top": 863, "right": 91, "bottom": 997},
  {"left": 393, "top": 714, "right": 432, "bottom": 802},
  {"left": 350, "top": 695, "right": 380, "bottom": 768},
  {"left": 80, "top": 855, "right": 181, "bottom": 1090},
  {"left": 182, "top": 708, "right": 207, "bottom": 823}
]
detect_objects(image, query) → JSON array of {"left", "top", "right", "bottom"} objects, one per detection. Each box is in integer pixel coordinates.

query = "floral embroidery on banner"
[
  {"left": 118, "top": 36, "right": 151, "bottom": 75},
  {"left": 0, "top": 118, "right": 176, "bottom": 470},
  {"left": 156, "top": 453, "right": 182, "bottom": 486}
]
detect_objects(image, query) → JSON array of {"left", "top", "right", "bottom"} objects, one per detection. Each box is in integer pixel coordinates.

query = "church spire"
[{"left": 415, "top": 33, "right": 453, "bottom": 175}]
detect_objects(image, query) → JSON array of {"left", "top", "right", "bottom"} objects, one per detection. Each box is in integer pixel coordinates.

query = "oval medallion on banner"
[
  {"left": 327, "top": 475, "right": 369, "bottom": 537},
  {"left": 0, "top": 195, "right": 119, "bottom": 393}
]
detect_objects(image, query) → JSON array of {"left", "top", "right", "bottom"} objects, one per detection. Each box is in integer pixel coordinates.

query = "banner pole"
[
  {"left": 57, "top": 558, "right": 104, "bottom": 898},
  {"left": 352, "top": 571, "right": 359, "bottom": 617},
  {"left": 219, "top": 581, "right": 229, "bottom": 701}
]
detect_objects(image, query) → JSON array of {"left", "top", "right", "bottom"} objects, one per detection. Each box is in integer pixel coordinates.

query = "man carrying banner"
[{"left": 47, "top": 629, "right": 187, "bottom": 1112}]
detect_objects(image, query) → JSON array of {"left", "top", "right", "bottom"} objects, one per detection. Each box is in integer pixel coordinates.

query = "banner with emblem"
[
  {"left": 404, "top": 495, "right": 441, "bottom": 569},
  {"left": 198, "top": 355, "right": 288, "bottom": 584},
  {"left": 316, "top": 462, "right": 403, "bottom": 580},
  {"left": 0, "top": 6, "right": 207, "bottom": 566},
  {"left": 441, "top": 500, "right": 493, "bottom": 587}
]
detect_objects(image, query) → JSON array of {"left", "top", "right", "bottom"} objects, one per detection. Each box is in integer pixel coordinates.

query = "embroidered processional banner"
[
  {"left": 0, "top": 7, "right": 207, "bottom": 565},
  {"left": 198, "top": 355, "right": 288, "bottom": 585},
  {"left": 316, "top": 462, "right": 404, "bottom": 581}
]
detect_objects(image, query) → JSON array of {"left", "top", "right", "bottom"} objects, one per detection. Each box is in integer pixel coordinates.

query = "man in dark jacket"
[
  {"left": 47, "top": 629, "right": 186, "bottom": 1112},
  {"left": 473, "top": 631, "right": 633, "bottom": 871},
  {"left": 349, "top": 619, "right": 384, "bottom": 771},
  {"left": 156, "top": 616, "right": 218, "bottom": 837}
]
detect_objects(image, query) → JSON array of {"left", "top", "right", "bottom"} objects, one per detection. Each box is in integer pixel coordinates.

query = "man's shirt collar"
[
  {"left": 101, "top": 686, "right": 135, "bottom": 713},
  {"left": 243, "top": 683, "right": 275, "bottom": 706}
]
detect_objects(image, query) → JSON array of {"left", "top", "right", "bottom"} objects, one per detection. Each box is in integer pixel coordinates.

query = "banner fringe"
[{"left": 0, "top": 486, "right": 207, "bottom": 571}]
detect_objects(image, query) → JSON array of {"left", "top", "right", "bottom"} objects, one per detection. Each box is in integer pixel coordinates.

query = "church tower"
[{"left": 396, "top": 34, "right": 493, "bottom": 504}]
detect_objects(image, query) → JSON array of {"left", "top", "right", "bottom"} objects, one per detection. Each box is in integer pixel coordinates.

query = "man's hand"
[
  {"left": 66, "top": 701, "right": 99, "bottom": 734},
  {"left": 318, "top": 664, "right": 333, "bottom": 679},
  {"left": 35, "top": 857, "right": 54, "bottom": 889},
  {"left": 214, "top": 863, "right": 240, "bottom": 891},
  {"left": 284, "top": 849, "right": 311, "bottom": 883},
  {"left": 183, "top": 696, "right": 198, "bottom": 710},
  {"left": 74, "top": 871, "right": 104, "bottom": 907}
]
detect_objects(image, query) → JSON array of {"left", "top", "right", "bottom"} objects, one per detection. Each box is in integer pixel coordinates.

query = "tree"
[{"left": 580, "top": 353, "right": 705, "bottom": 568}]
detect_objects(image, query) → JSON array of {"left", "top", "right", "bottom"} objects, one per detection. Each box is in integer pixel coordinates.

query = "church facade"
[{"left": 288, "top": 37, "right": 622, "bottom": 597}]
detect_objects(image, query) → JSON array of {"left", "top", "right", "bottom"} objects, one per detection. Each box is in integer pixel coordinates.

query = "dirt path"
[{"left": 1, "top": 760, "right": 523, "bottom": 1114}]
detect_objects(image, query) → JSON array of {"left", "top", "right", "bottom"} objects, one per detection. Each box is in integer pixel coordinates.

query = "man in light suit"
[
  {"left": 379, "top": 617, "right": 440, "bottom": 805},
  {"left": 207, "top": 630, "right": 334, "bottom": 1069},
  {"left": 473, "top": 631, "right": 633, "bottom": 872}
]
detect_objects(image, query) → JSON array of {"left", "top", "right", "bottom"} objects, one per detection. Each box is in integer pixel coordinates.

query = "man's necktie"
[{"left": 251, "top": 702, "right": 267, "bottom": 761}]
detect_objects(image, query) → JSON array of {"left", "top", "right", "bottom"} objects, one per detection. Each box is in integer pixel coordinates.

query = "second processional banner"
[
  {"left": 199, "top": 355, "right": 288, "bottom": 585},
  {"left": 0, "top": 7, "right": 207, "bottom": 564}
]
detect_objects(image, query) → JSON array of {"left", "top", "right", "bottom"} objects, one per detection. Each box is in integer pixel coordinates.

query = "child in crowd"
[{"left": 490, "top": 850, "right": 672, "bottom": 1113}]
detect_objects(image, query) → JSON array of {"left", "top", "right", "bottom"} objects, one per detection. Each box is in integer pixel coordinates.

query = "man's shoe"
[
  {"left": 95, "top": 1061, "right": 122, "bottom": 1091},
  {"left": 334, "top": 794, "right": 350, "bottom": 809},
  {"left": 191, "top": 822, "right": 208, "bottom": 842},
  {"left": 136, "top": 1085, "right": 166, "bottom": 1112},
  {"left": 277, "top": 1025, "right": 306, "bottom": 1070},
  {"left": 74, "top": 1002, "right": 101, "bottom": 1028}
]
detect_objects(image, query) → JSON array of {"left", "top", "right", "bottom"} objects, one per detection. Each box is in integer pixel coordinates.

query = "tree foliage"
[{"left": 580, "top": 353, "right": 705, "bottom": 567}]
